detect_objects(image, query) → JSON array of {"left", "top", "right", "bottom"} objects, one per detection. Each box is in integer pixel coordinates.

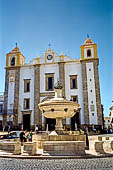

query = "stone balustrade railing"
[
  {"left": 23, "top": 142, "right": 37, "bottom": 155},
  {"left": 43, "top": 141, "right": 85, "bottom": 156},
  {"left": 88, "top": 135, "right": 113, "bottom": 154},
  {"left": 0, "top": 141, "right": 21, "bottom": 154}
]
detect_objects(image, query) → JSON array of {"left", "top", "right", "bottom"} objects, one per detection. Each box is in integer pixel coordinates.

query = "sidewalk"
[{"left": 0, "top": 149, "right": 113, "bottom": 159}]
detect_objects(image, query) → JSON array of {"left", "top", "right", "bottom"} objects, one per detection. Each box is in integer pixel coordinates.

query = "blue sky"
[{"left": 0, "top": 0, "right": 112, "bottom": 116}]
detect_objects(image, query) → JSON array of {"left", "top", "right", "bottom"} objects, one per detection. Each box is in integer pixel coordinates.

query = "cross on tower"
[
  {"left": 87, "top": 34, "right": 89, "bottom": 38},
  {"left": 48, "top": 43, "right": 51, "bottom": 49}
]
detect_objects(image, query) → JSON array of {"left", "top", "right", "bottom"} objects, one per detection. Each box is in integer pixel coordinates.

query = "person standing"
[
  {"left": 35, "top": 125, "right": 38, "bottom": 134},
  {"left": 24, "top": 130, "right": 29, "bottom": 142},
  {"left": 19, "top": 130, "right": 25, "bottom": 144},
  {"left": 8, "top": 125, "right": 10, "bottom": 135},
  {"left": 29, "top": 130, "right": 33, "bottom": 142}
]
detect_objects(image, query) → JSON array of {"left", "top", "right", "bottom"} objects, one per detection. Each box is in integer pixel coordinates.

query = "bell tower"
[
  {"left": 80, "top": 36, "right": 97, "bottom": 60},
  {"left": 6, "top": 43, "right": 25, "bottom": 68},
  {"left": 80, "top": 37, "right": 103, "bottom": 129},
  {"left": 4, "top": 44, "right": 25, "bottom": 128}
]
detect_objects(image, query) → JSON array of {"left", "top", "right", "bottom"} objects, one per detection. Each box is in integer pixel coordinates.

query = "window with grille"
[{"left": 45, "top": 73, "right": 54, "bottom": 91}]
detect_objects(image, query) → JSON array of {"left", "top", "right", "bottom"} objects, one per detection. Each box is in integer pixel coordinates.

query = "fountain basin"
[
  {"left": 38, "top": 99, "right": 79, "bottom": 119},
  {"left": 38, "top": 82, "right": 79, "bottom": 132},
  {"left": 39, "top": 96, "right": 79, "bottom": 132}
]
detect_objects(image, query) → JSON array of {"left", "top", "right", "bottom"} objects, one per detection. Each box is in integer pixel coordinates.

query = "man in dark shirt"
[{"left": 19, "top": 130, "right": 25, "bottom": 143}]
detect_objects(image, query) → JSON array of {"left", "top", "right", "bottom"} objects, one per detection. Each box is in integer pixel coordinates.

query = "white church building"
[{"left": 3, "top": 37, "right": 103, "bottom": 131}]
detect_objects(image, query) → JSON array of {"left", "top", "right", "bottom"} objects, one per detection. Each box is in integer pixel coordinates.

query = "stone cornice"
[{"left": 40, "top": 92, "right": 55, "bottom": 97}]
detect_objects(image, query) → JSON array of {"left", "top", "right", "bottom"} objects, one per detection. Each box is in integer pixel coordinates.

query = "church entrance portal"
[
  {"left": 23, "top": 114, "right": 30, "bottom": 131},
  {"left": 46, "top": 118, "right": 56, "bottom": 131}
]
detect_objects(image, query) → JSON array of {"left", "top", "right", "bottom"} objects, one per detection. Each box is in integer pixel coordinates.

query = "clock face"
[{"left": 47, "top": 54, "right": 53, "bottom": 60}]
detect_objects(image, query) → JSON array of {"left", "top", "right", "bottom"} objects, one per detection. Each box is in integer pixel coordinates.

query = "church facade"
[{"left": 3, "top": 38, "right": 103, "bottom": 131}]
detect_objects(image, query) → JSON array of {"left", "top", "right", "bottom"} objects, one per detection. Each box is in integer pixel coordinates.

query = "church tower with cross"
[
  {"left": 3, "top": 37, "right": 103, "bottom": 131},
  {"left": 4, "top": 43, "right": 25, "bottom": 126},
  {"left": 80, "top": 36, "right": 102, "bottom": 127},
  {"left": 6, "top": 43, "right": 25, "bottom": 68}
]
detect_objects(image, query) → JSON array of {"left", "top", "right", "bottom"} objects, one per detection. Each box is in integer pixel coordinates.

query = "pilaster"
[
  {"left": 81, "top": 61, "right": 89, "bottom": 124},
  {"left": 59, "top": 62, "right": 65, "bottom": 97},
  {"left": 34, "top": 64, "right": 41, "bottom": 126},
  {"left": 59, "top": 62, "right": 66, "bottom": 125},
  {"left": 13, "top": 67, "right": 20, "bottom": 126},
  {"left": 3, "top": 69, "right": 9, "bottom": 126},
  {"left": 93, "top": 60, "right": 103, "bottom": 126}
]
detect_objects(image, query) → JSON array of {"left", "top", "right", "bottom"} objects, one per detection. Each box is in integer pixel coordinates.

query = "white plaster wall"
[
  {"left": 65, "top": 62, "right": 85, "bottom": 124},
  {"left": 86, "top": 62, "right": 98, "bottom": 125},
  {"left": 19, "top": 66, "right": 34, "bottom": 125},
  {"left": 84, "top": 48, "right": 94, "bottom": 58},
  {"left": 7, "top": 82, "right": 15, "bottom": 110},
  {"left": 40, "top": 64, "right": 59, "bottom": 93}
]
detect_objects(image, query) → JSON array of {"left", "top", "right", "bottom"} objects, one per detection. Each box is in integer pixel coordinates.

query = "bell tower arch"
[
  {"left": 80, "top": 36, "right": 97, "bottom": 60},
  {"left": 6, "top": 43, "right": 25, "bottom": 68}
]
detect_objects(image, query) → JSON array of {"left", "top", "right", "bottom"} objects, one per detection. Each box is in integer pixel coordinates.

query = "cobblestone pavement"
[{"left": 0, "top": 157, "right": 113, "bottom": 170}]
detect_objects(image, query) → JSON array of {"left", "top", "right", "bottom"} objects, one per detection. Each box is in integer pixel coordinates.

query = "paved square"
[{"left": 0, "top": 157, "right": 113, "bottom": 170}]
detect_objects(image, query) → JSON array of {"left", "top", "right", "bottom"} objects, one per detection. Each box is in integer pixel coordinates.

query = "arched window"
[
  {"left": 11, "top": 57, "right": 15, "bottom": 66},
  {"left": 87, "top": 49, "right": 91, "bottom": 57}
]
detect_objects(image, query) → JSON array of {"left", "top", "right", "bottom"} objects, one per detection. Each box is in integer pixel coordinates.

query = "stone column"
[
  {"left": 59, "top": 62, "right": 66, "bottom": 125},
  {"left": 3, "top": 69, "right": 9, "bottom": 127},
  {"left": 81, "top": 61, "right": 89, "bottom": 125},
  {"left": 55, "top": 118, "right": 63, "bottom": 131},
  {"left": 13, "top": 67, "right": 20, "bottom": 126},
  {"left": 59, "top": 62, "right": 65, "bottom": 97},
  {"left": 34, "top": 64, "right": 41, "bottom": 127},
  {"left": 93, "top": 59, "right": 103, "bottom": 126}
]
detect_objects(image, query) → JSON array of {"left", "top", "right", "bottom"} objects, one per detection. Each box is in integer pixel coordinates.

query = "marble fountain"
[
  {"left": 37, "top": 82, "right": 86, "bottom": 156},
  {"left": 39, "top": 81, "right": 79, "bottom": 134}
]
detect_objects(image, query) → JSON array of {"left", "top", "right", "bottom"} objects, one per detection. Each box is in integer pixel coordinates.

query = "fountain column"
[
  {"left": 55, "top": 118, "right": 63, "bottom": 131},
  {"left": 54, "top": 87, "right": 64, "bottom": 132}
]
